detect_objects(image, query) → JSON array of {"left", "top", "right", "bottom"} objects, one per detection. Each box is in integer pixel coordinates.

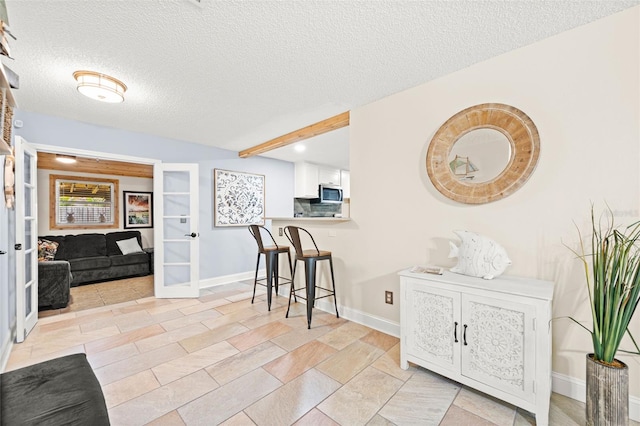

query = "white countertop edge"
[{"left": 268, "top": 217, "right": 351, "bottom": 222}]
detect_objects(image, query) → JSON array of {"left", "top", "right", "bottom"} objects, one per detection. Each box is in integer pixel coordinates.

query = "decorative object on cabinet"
[
  {"left": 426, "top": 103, "right": 540, "bottom": 204},
  {"left": 0, "top": 18, "right": 14, "bottom": 60},
  {"left": 123, "top": 191, "right": 153, "bottom": 229},
  {"left": 399, "top": 269, "right": 554, "bottom": 426},
  {"left": 3, "top": 63, "right": 18, "bottom": 89},
  {"left": 2, "top": 91, "right": 12, "bottom": 146},
  {"left": 565, "top": 206, "right": 640, "bottom": 425},
  {"left": 448, "top": 230, "right": 511, "bottom": 279},
  {"left": 214, "top": 168, "right": 265, "bottom": 227},
  {"left": 0, "top": 63, "right": 16, "bottom": 154},
  {"left": 410, "top": 265, "right": 444, "bottom": 275},
  {"left": 3, "top": 153, "right": 13, "bottom": 208}
]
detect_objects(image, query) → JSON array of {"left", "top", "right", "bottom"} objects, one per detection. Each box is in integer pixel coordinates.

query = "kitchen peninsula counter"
[{"left": 268, "top": 217, "right": 351, "bottom": 223}]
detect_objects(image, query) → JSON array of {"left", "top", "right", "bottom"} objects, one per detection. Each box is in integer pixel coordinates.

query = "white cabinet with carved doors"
[{"left": 399, "top": 270, "right": 553, "bottom": 426}]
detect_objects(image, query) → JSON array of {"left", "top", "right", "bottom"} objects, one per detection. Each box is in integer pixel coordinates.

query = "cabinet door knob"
[
  {"left": 454, "top": 321, "right": 459, "bottom": 343},
  {"left": 463, "top": 324, "right": 468, "bottom": 346}
]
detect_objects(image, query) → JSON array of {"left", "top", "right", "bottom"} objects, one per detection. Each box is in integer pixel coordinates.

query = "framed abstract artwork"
[
  {"left": 123, "top": 191, "right": 153, "bottom": 229},
  {"left": 214, "top": 169, "right": 265, "bottom": 227}
]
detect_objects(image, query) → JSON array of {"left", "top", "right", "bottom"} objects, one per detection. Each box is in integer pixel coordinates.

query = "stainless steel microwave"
[{"left": 313, "top": 184, "right": 343, "bottom": 204}]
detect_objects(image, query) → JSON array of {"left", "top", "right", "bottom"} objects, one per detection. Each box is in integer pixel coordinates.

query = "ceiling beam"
[{"left": 238, "top": 111, "right": 350, "bottom": 158}]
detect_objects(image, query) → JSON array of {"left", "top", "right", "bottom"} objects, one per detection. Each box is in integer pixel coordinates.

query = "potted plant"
[{"left": 567, "top": 206, "right": 640, "bottom": 425}]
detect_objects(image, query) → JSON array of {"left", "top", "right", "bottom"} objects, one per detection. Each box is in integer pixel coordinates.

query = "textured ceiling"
[{"left": 4, "top": 1, "right": 638, "bottom": 169}]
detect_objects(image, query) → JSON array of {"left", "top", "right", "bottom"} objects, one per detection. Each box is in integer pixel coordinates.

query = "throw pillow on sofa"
[
  {"left": 116, "top": 237, "right": 143, "bottom": 255},
  {"left": 38, "top": 239, "right": 59, "bottom": 261}
]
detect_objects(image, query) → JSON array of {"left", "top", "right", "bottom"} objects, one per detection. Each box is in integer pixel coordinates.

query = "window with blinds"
[{"left": 50, "top": 174, "right": 119, "bottom": 229}]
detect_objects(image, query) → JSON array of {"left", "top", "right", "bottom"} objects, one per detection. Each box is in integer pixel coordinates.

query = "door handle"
[
  {"left": 463, "top": 324, "right": 468, "bottom": 346},
  {"left": 0, "top": 250, "right": 6, "bottom": 255},
  {"left": 454, "top": 321, "right": 458, "bottom": 343},
  {"left": 14, "top": 244, "right": 22, "bottom": 251},
  {"left": 184, "top": 233, "right": 198, "bottom": 238}
]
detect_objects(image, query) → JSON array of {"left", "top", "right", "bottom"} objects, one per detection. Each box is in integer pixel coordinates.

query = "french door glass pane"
[
  {"left": 25, "top": 221, "right": 33, "bottom": 251},
  {"left": 163, "top": 265, "right": 190, "bottom": 286},
  {"left": 25, "top": 285, "right": 32, "bottom": 316},
  {"left": 24, "top": 186, "right": 32, "bottom": 217},
  {"left": 25, "top": 251, "right": 33, "bottom": 283},
  {"left": 163, "top": 217, "right": 190, "bottom": 240},
  {"left": 164, "top": 241, "right": 190, "bottom": 264},
  {"left": 163, "top": 171, "right": 189, "bottom": 193},
  {"left": 163, "top": 194, "right": 190, "bottom": 217},
  {"left": 163, "top": 236, "right": 190, "bottom": 287},
  {"left": 24, "top": 152, "right": 33, "bottom": 184}
]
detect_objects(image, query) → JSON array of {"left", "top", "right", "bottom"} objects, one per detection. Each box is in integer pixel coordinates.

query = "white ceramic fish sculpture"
[{"left": 448, "top": 230, "right": 512, "bottom": 280}]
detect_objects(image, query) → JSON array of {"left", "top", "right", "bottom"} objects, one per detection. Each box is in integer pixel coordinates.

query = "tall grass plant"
[{"left": 568, "top": 206, "right": 640, "bottom": 365}]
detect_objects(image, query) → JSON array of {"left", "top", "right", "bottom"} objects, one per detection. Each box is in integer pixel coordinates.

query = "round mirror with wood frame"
[{"left": 426, "top": 103, "right": 540, "bottom": 204}]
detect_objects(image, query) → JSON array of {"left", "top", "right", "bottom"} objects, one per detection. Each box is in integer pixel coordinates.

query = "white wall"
[
  {"left": 36, "top": 169, "right": 154, "bottom": 247},
  {"left": 275, "top": 7, "right": 640, "bottom": 401}
]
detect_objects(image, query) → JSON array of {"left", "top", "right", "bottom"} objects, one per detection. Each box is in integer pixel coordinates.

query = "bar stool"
[
  {"left": 284, "top": 226, "right": 339, "bottom": 329},
  {"left": 248, "top": 225, "right": 294, "bottom": 311}
]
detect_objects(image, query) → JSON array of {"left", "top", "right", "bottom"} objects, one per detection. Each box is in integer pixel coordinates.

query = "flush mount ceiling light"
[
  {"left": 73, "top": 70, "right": 127, "bottom": 103},
  {"left": 55, "top": 154, "right": 77, "bottom": 164},
  {"left": 294, "top": 144, "right": 306, "bottom": 153}
]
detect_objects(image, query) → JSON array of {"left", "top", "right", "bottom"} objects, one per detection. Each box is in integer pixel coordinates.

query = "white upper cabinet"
[
  {"left": 318, "top": 166, "right": 341, "bottom": 186},
  {"left": 294, "top": 161, "right": 350, "bottom": 198},
  {"left": 294, "top": 162, "right": 319, "bottom": 198},
  {"left": 340, "top": 170, "right": 350, "bottom": 198}
]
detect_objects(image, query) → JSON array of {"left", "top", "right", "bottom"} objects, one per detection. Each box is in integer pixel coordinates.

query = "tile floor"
[{"left": 8, "top": 279, "right": 637, "bottom": 426}]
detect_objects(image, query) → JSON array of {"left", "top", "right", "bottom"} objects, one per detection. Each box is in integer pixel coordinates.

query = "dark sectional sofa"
[
  {"left": 38, "top": 230, "right": 151, "bottom": 309},
  {"left": 1, "top": 353, "right": 110, "bottom": 425}
]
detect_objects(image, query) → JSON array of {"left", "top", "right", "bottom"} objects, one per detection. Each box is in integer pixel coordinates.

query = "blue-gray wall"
[{"left": 14, "top": 109, "right": 295, "bottom": 280}]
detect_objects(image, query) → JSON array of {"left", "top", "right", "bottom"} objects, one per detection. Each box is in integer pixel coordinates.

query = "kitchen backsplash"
[{"left": 294, "top": 198, "right": 342, "bottom": 217}]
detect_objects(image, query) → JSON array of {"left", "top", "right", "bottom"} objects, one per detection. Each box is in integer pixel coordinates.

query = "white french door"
[
  {"left": 14, "top": 136, "right": 38, "bottom": 342},
  {"left": 153, "top": 163, "right": 199, "bottom": 298}
]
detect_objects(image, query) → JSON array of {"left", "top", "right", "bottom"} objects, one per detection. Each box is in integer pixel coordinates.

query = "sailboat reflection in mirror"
[{"left": 449, "top": 155, "right": 479, "bottom": 181}]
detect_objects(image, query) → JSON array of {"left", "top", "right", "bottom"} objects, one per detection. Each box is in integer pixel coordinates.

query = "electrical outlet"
[
  {"left": 278, "top": 227, "right": 283, "bottom": 236},
  {"left": 385, "top": 291, "right": 393, "bottom": 304}
]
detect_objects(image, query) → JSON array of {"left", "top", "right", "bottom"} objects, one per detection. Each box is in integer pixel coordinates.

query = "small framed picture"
[{"left": 123, "top": 191, "right": 153, "bottom": 229}]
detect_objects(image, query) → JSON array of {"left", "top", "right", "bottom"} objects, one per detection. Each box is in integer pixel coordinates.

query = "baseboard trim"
[
  {"left": 552, "top": 371, "right": 640, "bottom": 422},
  {"left": 313, "top": 298, "right": 401, "bottom": 337},
  {"left": 199, "top": 270, "right": 265, "bottom": 289},
  {"left": 273, "top": 285, "right": 401, "bottom": 337}
]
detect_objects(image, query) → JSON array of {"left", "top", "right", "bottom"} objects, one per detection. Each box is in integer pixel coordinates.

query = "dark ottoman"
[{"left": 1, "top": 353, "right": 110, "bottom": 425}]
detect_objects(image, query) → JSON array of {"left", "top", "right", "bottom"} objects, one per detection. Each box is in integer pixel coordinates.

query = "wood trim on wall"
[
  {"left": 38, "top": 152, "right": 153, "bottom": 178},
  {"left": 238, "top": 111, "right": 350, "bottom": 158}
]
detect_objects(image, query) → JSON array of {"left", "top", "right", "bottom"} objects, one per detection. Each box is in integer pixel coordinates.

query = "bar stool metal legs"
[
  {"left": 249, "top": 225, "right": 294, "bottom": 311},
  {"left": 284, "top": 226, "right": 339, "bottom": 329}
]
